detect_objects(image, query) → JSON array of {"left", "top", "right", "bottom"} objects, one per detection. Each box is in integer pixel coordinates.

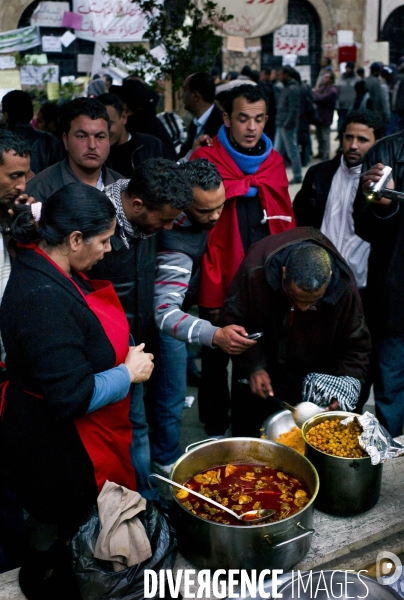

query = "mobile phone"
[
  {"left": 366, "top": 166, "right": 392, "bottom": 200},
  {"left": 246, "top": 332, "right": 264, "bottom": 340}
]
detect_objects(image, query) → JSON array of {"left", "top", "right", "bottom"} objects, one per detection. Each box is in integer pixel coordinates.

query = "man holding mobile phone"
[
  {"left": 151, "top": 159, "right": 255, "bottom": 473},
  {"left": 225, "top": 226, "right": 371, "bottom": 437}
]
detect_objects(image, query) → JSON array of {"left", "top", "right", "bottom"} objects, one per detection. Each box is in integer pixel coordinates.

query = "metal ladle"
[
  {"left": 238, "top": 379, "right": 325, "bottom": 428},
  {"left": 149, "top": 473, "right": 276, "bottom": 524}
]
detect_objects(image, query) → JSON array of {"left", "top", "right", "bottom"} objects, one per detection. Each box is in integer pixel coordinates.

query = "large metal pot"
[
  {"left": 170, "top": 437, "right": 319, "bottom": 571},
  {"left": 302, "top": 411, "right": 383, "bottom": 516}
]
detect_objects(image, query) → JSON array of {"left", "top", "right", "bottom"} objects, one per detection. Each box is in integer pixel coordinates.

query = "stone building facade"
[{"left": 1, "top": 0, "right": 404, "bottom": 81}]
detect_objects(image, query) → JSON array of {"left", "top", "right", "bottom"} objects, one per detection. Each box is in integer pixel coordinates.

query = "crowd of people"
[{"left": 0, "top": 55, "right": 403, "bottom": 597}]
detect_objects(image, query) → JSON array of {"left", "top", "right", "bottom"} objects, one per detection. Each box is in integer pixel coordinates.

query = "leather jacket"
[{"left": 353, "top": 132, "right": 404, "bottom": 336}]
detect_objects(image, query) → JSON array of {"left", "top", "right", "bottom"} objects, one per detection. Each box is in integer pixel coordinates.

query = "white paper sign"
[
  {"left": 274, "top": 24, "right": 309, "bottom": 56},
  {"left": 60, "top": 31, "right": 76, "bottom": 48},
  {"left": 61, "top": 75, "right": 76, "bottom": 85},
  {"left": 20, "top": 64, "right": 59, "bottom": 86},
  {"left": 337, "top": 30, "right": 354, "bottom": 46},
  {"left": 295, "top": 65, "right": 312, "bottom": 84},
  {"left": 42, "top": 36, "right": 62, "bottom": 53},
  {"left": 282, "top": 54, "right": 297, "bottom": 66},
  {"left": 369, "top": 42, "right": 389, "bottom": 66},
  {"left": 77, "top": 54, "right": 93, "bottom": 73},
  {"left": 30, "top": 2, "right": 70, "bottom": 28},
  {"left": 0, "top": 55, "right": 16, "bottom": 69},
  {"left": 226, "top": 36, "right": 246, "bottom": 52}
]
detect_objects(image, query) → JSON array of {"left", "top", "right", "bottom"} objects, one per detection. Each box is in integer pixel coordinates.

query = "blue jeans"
[
  {"left": 374, "top": 336, "right": 404, "bottom": 437},
  {"left": 274, "top": 126, "right": 302, "bottom": 181},
  {"left": 128, "top": 383, "right": 159, "bottom": 500},
  {"left": 150, "top": 331, "right": 187, "bottom": 466}
]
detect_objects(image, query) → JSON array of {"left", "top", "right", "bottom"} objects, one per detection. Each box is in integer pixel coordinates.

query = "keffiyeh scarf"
[{"left": 302, "top": 373, "right": 361, "bottom": 412}]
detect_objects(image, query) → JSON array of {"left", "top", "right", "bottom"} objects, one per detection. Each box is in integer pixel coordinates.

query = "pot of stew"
[{"left": 170, "top": 437, "right": 319, "bottom": 571}]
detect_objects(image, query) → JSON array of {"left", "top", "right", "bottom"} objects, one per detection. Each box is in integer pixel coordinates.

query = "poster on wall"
[
  {"left": 274, "top": 24, "right": 309, "bottom": 56},
  {"left": 72, "top": 0, "right": 152, "bottom": 42},
  {"left": 30, "top": 2, "right": 70, "bottom": 28},
  {"left": 20, "top": 65, "right": 59, "bottom": 86},
  {"left": 42, "top": 36, "right": 62, "bottom": 53},
  {"left": 0, "top": 56, "right": 16, "bottom": 69},
  {"left": 0, "top": 70, "right": 21, "bottom": 102}
]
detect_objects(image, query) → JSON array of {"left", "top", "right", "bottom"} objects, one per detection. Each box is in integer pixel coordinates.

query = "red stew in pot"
[{"left": 176, "top": 463, "right": 310, "bottom": 526}]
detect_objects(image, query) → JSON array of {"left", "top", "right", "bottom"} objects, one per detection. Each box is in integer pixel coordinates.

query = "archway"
[
  {"left": 381, "top": 6, "right": 404, "bottom": 65},
  {"left": 16, "top": 0, "right": 94, "bottom": 78}
]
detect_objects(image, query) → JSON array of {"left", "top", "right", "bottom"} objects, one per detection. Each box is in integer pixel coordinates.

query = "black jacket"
[
  {"left": 353, "top": 131, "right": 404, "bottom": 336},
  {"left": 105, "top": 132, "right": 165, "bottom": 178},
  {"left": 90, "top": 225, "right": 157, "bottom": 349},
  {"left": 293, "top": 154, "right": 341, "bottom": 227},
  {"left": 179, "top": 104, "right": 223, "bottom": 157},
  {"left": 224, "top": 227, "right": 371, "bottom": 402},
  {"left": 0, "top": 249, "right": 111, "bottom": 525},
  {"left": 10, "top": 123, "right": 64, "bottom": 175}
]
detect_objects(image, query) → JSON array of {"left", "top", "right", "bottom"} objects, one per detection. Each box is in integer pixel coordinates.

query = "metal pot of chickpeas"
[{"left": 302, "top": 412, "right": 383, "bottom": 516}]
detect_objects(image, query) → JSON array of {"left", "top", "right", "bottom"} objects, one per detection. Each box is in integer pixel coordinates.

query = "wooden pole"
[{"left": 164, "top": 76, "right": 173, "bottom": 112}]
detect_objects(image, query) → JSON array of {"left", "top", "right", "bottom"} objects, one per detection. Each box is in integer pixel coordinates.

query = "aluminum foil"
[{"left": 341, "top": 411, "right": 404, "bottom": 465}]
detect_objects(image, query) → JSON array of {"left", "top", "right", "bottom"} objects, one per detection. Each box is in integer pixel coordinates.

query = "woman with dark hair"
[{"left": 0, "top": 183, "right": 154, "bottom": 597}]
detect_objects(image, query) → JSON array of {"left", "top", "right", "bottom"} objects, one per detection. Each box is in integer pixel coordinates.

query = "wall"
[{"left": 0, "top": 0, "right": 32, "bottom": 32}]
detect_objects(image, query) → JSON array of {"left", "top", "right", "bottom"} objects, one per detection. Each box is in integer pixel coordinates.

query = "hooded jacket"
[{"left": 224, "top": 227, "right": 371, "bottom": 403}]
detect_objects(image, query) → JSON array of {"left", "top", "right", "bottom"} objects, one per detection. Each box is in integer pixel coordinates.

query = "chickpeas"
[{"left": 305, "top": 418, "right": 368, "bottom": 458}]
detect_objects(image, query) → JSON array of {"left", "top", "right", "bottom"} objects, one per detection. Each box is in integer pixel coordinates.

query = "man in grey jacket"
[
  {"left": 336, "top": 61, "right": 360, "bottom": 136},
  {"left": 365, "top": 62, "right": 390, "bottom": 123},
  {"left": 274, "top": 65, "right": 302, "bottom": 184}
]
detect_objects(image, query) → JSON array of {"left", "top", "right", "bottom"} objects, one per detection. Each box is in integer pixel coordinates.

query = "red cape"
[{"left": 191, "top": 136, "right": 295, "bottom": 307}]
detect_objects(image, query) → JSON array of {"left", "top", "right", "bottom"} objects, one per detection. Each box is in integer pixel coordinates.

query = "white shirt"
[
  {"left": 320, "top": 155, "right": 370, "bottom": 288},
  {"left": 0, "top": 234, "right": 11, "bottom": 362},
  {"left": 193, "top": 104, "right": 215, "bottom": 139}
]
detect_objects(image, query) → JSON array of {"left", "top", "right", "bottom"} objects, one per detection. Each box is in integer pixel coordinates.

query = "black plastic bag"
[{"left": 71, "top": 501, "right": 177, "bottom": 600}]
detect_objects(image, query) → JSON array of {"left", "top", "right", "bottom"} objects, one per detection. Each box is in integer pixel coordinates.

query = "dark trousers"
[
  {"left": 231, "top": 375, "right": 280, "bottom": 438},
  {"left": 0, "top": 465, "right": 28, "bottom": 572},
  {"left": 198, "top": 308, "right": 230, "bottom": 435},
  {"left": 374, "top": 336, "right": 404, "bottom": 437}
]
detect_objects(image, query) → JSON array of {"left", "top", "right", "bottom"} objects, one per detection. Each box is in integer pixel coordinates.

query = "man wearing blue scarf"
[{"left": 191, "top": 84, "right": 295, "bottom": 436}]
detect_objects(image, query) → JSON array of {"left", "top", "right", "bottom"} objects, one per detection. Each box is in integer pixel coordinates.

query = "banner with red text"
[
  {"left": 73, "top": 0, "right": 287, "bottom": 42},
  {"left": 215, "top": 0, "right": 287, "bottom": 38},
  {"left": 72, "top": 0, "right": 152, "bottom": 42}
]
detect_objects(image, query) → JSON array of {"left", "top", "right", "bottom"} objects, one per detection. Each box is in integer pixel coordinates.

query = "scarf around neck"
[{"left": 217, "top": 125, "right": 272, "bottom": 196}]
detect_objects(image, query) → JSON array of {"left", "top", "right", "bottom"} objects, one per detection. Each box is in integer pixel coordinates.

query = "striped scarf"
[
  {"left": 104, "top": 179, "right": 152, "bottom": 248},
  {"left": 302, "top": 373, "right": 361, "bottom": 412}
]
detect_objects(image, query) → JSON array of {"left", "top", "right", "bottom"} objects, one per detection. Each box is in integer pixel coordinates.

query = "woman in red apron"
[{"left": 0, "top": 183, "right": 154, "bottom": 546}]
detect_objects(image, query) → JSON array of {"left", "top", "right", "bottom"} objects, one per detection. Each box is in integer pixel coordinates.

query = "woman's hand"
[{"left": 125, "top": 343, "right": 154, "bottom": 383}]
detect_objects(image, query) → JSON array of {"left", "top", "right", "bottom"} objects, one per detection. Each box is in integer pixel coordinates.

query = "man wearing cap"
[{"left": 336, "top": 61, "right": 360, "bottom": 137}]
